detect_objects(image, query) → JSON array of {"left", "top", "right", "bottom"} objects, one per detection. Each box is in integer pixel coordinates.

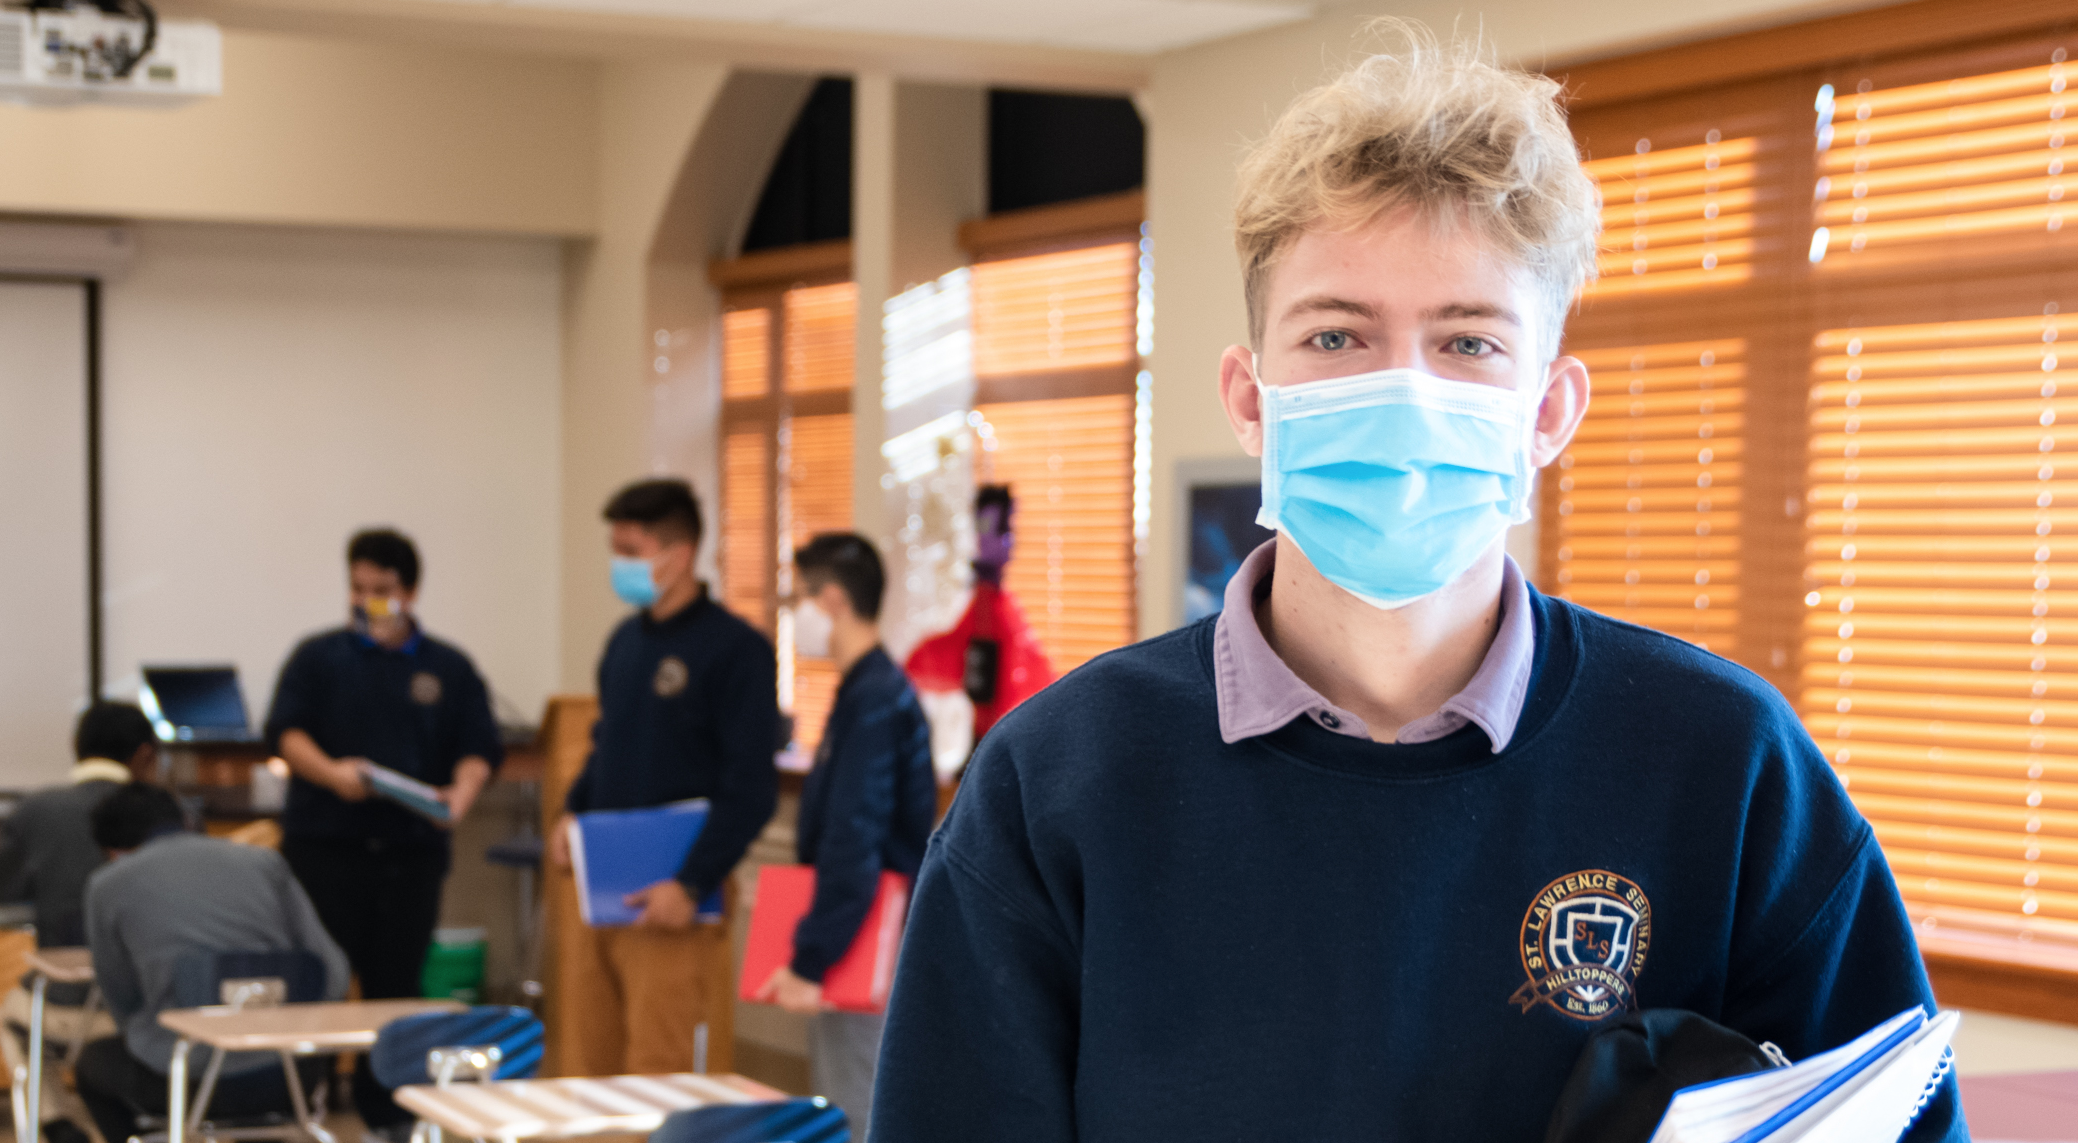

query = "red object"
[
  {"left": 904, "top": 580, "right": 1055, "bottom": 736},
  {"left": 740, "top": 866, "right": 909, "bottom": 1014}
]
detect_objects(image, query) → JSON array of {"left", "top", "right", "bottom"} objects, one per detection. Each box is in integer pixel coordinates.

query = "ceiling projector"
[{"left": 0, "top": 1, "right": 221, "bottom": 107}]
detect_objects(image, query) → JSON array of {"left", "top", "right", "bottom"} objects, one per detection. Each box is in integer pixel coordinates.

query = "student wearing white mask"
[
  {"left": 753, "top": 533, "right": 933, "bottom": 1137},
  {"left": 870, "top": 26, "right": 1961, "bottom": 1143}
]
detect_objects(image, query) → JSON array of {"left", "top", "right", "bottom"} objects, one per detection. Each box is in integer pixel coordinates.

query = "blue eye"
[
  {"left": 1312, "top": 331, "right": 1352, "bottom": 351},
  {"left": 1452, "top": 336, "right": 1491, "bottom": 356}
]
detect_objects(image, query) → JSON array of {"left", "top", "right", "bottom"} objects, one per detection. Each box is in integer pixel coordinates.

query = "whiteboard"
[{"left": 0, "top": 282, "right": 91, "bottom": 787}]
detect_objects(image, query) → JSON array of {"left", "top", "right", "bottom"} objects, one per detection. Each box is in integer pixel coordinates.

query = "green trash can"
[{"left": 422, "top": 926, "right": 487, "bottom": 1004}]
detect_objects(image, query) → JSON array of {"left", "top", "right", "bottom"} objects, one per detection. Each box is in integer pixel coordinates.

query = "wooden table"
[
  {"left": 157, "top": 999, "right": 463, "bottom": 1143},
  {"left": 21, "top": 947, "right": 98, "bottom": 1134},
  {"left": 393, "top": 1073, "right": 785, "bottom": 1143}
]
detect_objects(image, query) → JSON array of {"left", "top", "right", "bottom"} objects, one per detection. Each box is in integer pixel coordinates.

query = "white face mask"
[{"left": 794, "top": 598, "right": 833, "bottom": 660}]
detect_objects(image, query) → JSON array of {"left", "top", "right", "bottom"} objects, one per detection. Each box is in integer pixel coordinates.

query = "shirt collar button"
[{"left": 1318, "top": 711, "right": 1340, "bottom": 729}]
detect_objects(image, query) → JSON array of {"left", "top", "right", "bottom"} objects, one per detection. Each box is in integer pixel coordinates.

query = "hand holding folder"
[
  {"left": 564, "top": 801, "right": 725, "bottom": 928},
  {"left": 741, "top": 865, "right": 909, "bottom": 1015}
]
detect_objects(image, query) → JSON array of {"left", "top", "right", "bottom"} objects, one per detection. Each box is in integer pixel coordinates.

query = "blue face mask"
[
  {"left": 1257, "top": 365, "right": 1539, "bottom": 609},
  {"left": 610, "top": 557, "right": 658, "bottom": 608}
]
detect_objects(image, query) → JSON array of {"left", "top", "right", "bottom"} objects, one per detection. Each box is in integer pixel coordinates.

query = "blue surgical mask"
[
  {"left": 1257, "top": 365, "right": 1538, "bottom": 609},
  {"left": 610, "top": 557, "right": 658, "bottom": 608}
]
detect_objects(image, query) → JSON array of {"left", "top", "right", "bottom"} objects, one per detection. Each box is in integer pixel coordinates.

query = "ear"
[
  {"left": 1219, "top": 345, "right": 1267, "bottom": 458},
  {"left": 1531, "top": 355, "right": 1591, "bottom": 469},
  {"left": 815, "top": 579, "right": 853, "bottom": 623}
]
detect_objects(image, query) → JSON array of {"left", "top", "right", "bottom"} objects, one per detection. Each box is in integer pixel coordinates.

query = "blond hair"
[{"left": 1234, "top": 24, "right": 1600, "bottom": 354}]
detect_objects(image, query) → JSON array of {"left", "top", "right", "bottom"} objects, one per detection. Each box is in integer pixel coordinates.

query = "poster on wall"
[{"left": 1181, "top": 459, "right": 1274, "bottom": 623}]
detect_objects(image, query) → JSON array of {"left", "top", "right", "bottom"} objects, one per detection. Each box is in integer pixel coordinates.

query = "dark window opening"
[
  {"left": 742, "top": 77, "right": 854, "bottom": 253},
  {"left": 987, "top": 89, "right": 1144, "bottom": 214}
]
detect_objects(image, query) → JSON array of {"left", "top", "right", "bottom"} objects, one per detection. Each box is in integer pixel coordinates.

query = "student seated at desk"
[
  {"left": 0, "top": 703, "right": 153, "bottom": 1135},
  {"left": 75, "top": 784, "right": 349, "bottom": 1143}
]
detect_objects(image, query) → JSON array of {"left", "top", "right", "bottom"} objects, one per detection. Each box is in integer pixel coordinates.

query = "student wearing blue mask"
[
  {"left": 871, "top": 27, "right": 1963, "bottom": 1143},
  {"left": 549, "top": 478, "right": 778, "bottom": 1077}
]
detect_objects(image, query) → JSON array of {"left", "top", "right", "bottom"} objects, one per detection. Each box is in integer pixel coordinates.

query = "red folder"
[{"left": 739, "top": 865, "right": 910, "bottom": 1014}]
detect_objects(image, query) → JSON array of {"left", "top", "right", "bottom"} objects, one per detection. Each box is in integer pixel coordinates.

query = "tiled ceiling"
[{"left": 424, "top": 0, "right": 1315, "bottom": 54}]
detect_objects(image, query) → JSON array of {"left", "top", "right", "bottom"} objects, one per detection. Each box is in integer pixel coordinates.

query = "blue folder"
[{"left": 566, "top": 800, "right": 724, "bottom": 926}]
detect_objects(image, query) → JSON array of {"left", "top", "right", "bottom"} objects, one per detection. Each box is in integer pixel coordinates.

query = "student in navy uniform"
[
  {"left": 548, "top": 479, "right": 778, "bottom": 1076},
  {"left": 751, "top": 533, "right": 934, "bottom": 1136},
  {"left": 264, "top": 528, "right": 501, "bottom": 1133},
  {"left": 871, "top": 32, "right": 1965, "bottom": 1143}
]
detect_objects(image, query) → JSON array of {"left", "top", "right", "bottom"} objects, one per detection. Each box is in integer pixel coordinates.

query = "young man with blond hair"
[{"left": 872, "top": 32, "right": 1963, "bottom": 1141}]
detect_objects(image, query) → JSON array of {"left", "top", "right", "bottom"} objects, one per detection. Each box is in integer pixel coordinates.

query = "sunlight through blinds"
[
  {"left": 1548, "top": 340, "right": 1745, "bottom": 655},
  {"left": 785, "top": 283, "right": 857, "bottom": 393},
  {"left": 971, "top": 243, "right": 1138, "bottom": 377},
  {"left": 721, "top": 427, "right": 770, "bottom": 632},
  {"left": 785, "top": 411, "right": 853, "bottom": 752},
  {"left": 723, "top": 308, "right": 770, "bottom": 398},
  {"left": 1813, "top": 60, "right": 2075, "bottom": 264},
  {"left": 1582, "top": 135, "right": 1761, "bottom": 298},
  {"left": 1801, "top": 311, "right": 2078, "bottom": 943},
  {"left": 975, "top": 394, "right": 1135, "bottom": 672}
]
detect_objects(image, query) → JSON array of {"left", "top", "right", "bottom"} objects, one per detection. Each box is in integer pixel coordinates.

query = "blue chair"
[
  {"left": 369, "top": 1006, "right": 544, "bottom": 1091},
  {"left": 648, "top": 1100, "right": 850, "bottom": 1143}
]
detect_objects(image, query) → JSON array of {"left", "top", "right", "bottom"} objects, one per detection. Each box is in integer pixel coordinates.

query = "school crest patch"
[
  {"left": 1509, "top": 869, "right": 1651, "bottom": 1022},
  {"left": 653, "top": 655, "right": 690, "bottom": 697},
  {"left": 410, "top": 671, "right": 443, "bottom": 706}
]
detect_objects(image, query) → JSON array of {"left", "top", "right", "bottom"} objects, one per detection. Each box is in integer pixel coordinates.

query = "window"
[
  {"left": 1553, "top": 17, "right": 2078, "bottom": 978},
  {"left": 964, "top": 207, "right": 1145, "bottom": 674},
  {"left": 1802, "top": 312, "right": 2078, "bottom": 934},
  {"left": 717, "top": 266, "right": 856, "bottom": 753},
  {"left": 1545, "top": 339, "right": 1744, "bottom": 656}
]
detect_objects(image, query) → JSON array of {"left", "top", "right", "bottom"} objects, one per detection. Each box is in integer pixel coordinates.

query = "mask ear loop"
[
  {"left": 1510, "top": 374, "right": 1553, "bottom": 524},
  {"left": 1252, "top": 353, "right": 1282, "bottom": 531}
]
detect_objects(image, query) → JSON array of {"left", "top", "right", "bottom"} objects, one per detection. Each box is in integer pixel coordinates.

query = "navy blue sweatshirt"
[
  {"left": 265, "top": 627, "right": 503, "bottom": 848},
  {"left": 872, "top": 589, "right": 1965, "bottom": 1142},
  {"left": 565, "top": 590, "right": 779, "bottom": 901},
  {"left": 792, "top": 647, "right": 936, "bottom": 982}
]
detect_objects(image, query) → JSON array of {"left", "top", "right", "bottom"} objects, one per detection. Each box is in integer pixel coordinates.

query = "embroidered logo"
[
  {"left": 1510, "top": 869, "right": 1651, "bottom": 1022},
  {"left": 409, "top": 672, "right": 443, "bottom": 706},
  {"left": 653, "top": 655, "right": 690, "bottom": 698}
]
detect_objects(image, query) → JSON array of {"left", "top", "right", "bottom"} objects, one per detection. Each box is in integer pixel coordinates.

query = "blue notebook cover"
[{"left": 566, "top": 800, "right": 724, "bottom": 926}]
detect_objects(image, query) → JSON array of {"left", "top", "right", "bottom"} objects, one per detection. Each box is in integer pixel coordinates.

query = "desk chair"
[
  {"left": 369, "top": 1006, "right": 542, "bottom": 1143},
  {"left": 649, "top": 1100, "right": 849, "bottom": 1143},
  {"left": 134, "top": 949, "right": 331, "bottom": 1143}
]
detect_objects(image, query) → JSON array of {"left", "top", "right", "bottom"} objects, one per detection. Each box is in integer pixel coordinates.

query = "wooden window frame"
[{"left": 1550, "top": 0, "right": 2078, "bottom": 1020}]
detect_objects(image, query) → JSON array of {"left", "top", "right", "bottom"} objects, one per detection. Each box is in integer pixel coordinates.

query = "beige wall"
[
  {"left": 557, "top": 60, "right": 732, "bottom": 692},
  {"left": 100, "top": 221, "right": 565, "bottom": 725},
  {"left": 0, "top": 28, "right": 597, "bottom": 235},
  {"left": 1136, "top": 0, "right": 1883, "bottom": 636}
]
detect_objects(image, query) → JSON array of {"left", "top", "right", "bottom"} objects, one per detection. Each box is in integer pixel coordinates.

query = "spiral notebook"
[{"left": 1649, "top": 1005, "right": 1958, "bottom": 1143}]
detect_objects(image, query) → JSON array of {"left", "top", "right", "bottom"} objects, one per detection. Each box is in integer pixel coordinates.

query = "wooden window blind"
[
  {"left": 786, "top": 411, "right": 854, "bottom": 753},
  {"left": 785, "top": 283, "right": 857, "bottom": 393},
  {"left": 722, "top": 308, "right": 770, "bottom": 399},
  {"left": 975, "top": 394, "right": 1137, "bottom": 672},
  {"left": 966, "top": 227, "right": 1143, "bottom": 676},
  {"left": 1549, "top": 0, "right": 2078, "bottom": 1010},
  {"left": 720, "top": 425, "right": 771, "bottom": 629},
  {"left": 1546, "top": 339, "right": 1746, "bottom": 655},
  {"left": 1801, "top": 312, "right": 2078, "bottom": 941},
  {"left": 717, "top": 277, "right": 855, "bottom": 753},
  {"left": 1813, "top": 61, "right": 2074, "bottom": 268},
  {"left": 972, "top": 243, "right": 1139, "bottom": 377},
  {"left": 1583, "top": 135, "right": 1764, "bottom": 298}
]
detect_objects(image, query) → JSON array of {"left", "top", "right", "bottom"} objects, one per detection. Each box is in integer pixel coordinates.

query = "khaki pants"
[
  {"left": 2, "top": 986, "right": 119, "bottom": 1123},
  {"left": 554, "top": 876, "right": 735, "bottom": 1077}
]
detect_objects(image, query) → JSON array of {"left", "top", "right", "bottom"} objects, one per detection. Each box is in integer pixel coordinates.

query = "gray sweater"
[
  {"left": 0, "top": 770, "right": 125, "bottom": 948},
  {"left": 85, "top": 832, "right": 348, "bottom": 1074}
]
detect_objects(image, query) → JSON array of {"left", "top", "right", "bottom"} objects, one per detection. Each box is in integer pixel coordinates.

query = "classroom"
[{"left": 1, "top": 1, "right": 2075, "bottom": 1141}]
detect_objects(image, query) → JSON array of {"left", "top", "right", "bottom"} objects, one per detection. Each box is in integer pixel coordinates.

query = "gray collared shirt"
[{"left": 1211, "top": 540, "right": 1536, "bottom": 750}]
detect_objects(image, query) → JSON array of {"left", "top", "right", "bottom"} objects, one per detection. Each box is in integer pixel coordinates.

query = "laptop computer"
[{"left": 140, "top": 666, "right": 258, "bottom": 744}]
